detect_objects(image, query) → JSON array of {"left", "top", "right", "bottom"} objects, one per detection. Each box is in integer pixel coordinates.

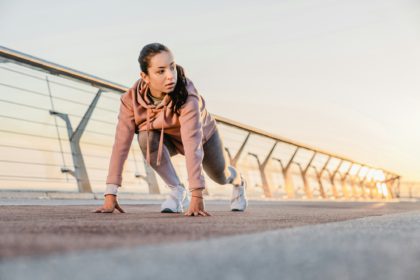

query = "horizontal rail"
[{"left": 0, "top": 46, "right": 127, "bottom": 92}]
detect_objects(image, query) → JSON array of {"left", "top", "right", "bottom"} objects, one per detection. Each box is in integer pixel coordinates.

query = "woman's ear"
[{"left": 140, "top": 71, "right": 149, "bottom": 84}]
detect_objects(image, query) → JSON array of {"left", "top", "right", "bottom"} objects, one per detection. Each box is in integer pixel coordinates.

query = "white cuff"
[{"left": 104, "top": 184, "right": 119, "bottom": 196}]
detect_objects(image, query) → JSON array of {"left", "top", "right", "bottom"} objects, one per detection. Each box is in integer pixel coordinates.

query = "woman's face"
[{"left": 140, "top": 51, "right": 177, "bottom": 95}]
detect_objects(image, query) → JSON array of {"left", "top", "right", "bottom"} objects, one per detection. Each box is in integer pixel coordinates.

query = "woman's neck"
[{"left": 148, "top": 88, "right": 165, "bottom": 100}]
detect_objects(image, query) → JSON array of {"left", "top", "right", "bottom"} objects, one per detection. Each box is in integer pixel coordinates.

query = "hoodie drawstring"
[
  {"left": 156, "top": 104, "right": 167, "bottom": 166},
  {"left": 146, "top": 108, "right": 151, "bottom": 166},
  {"left": 138, "top": 79, "right": 168, "bottom": 168},
  {"left": 145, "top": 103, "right": 167, "bottom": 167}
]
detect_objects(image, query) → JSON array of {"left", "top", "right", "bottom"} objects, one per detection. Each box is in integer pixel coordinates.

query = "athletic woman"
[{"left": 93, "top": 43, "right": 248, "bottom": 216}]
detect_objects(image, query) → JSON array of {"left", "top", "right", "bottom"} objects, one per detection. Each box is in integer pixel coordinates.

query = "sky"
[{"left": 1, "top": 0, "right": 419, "bottom": 182}]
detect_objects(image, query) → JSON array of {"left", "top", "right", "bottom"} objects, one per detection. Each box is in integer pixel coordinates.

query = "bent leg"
[
  {"left": 138, "top": 130, "right": 182, "bottom": 187},
  {"left": 202, "top": 127, "right": 241, "bottom": 186}
]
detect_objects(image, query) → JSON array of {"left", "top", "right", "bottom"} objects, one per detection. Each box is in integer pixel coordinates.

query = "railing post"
[
  {"left": 130, "top": 148, "right": 160, "bottom": 194},
  {"left": 142, "top": 162, "right": 160, "bottom": 194},
  {"left": 349, "top": 165, "right": 362, "bottom": 199},
  {"left": 225, "top": 132, "right": 251, "bottom": 167},
  {"left": 311, "top": 156, "right": 331, "bottom": 199},
  {"left": 49, "top": 89, "right": 103, "bottom": 193},
  {"left": 369, "top": 170, "right": 382, "bottom": 199},
  {"left": 223, "top": 131, "right": 251, "bottom": 197},
  {"left": 294, "top": 151, "right": 316, "bottom": 199},
  {"left": 329, "top": 159, "right": 343, "bottom": 199},
  {"left": 340, "top": 163, "right": 353, "bottom": 199},
  {"left": 384, "top": 173, "right": 398, "bottom": 199},
  {"left": 248, "top": 147, "right": 275, "bottom": 198},
  {"left": 273, "top": 147, "right": 299, "bottom": 199},
  {"left": 358, "top": 167, "right": 369, "bottom": 199}
]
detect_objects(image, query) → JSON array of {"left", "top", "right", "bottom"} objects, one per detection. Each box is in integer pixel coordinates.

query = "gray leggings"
[{"left": 137, "top": 127, "right": 240, "bottom": 188}]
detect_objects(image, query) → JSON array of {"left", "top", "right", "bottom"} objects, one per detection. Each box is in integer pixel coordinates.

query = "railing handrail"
[
  {"left": 0, "top": 46, "right": 127, "bottom": 92},
  {"left": 0, "top": 45, "right": 399, "bottom": 179}
]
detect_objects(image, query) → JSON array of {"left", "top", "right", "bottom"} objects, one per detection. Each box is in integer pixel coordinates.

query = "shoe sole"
[
  {"left": 231, "top": 200, "right": 248, "bottom": 212},
  {"left": 161, "top": 208, "right": 181, "bottom": 213}
]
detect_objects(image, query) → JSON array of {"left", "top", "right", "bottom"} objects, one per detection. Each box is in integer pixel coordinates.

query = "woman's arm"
[
  {"left": 179, "top": 93, "right": 211, "bottom": 216},
  {"left": 93, "top": 92, "right": 135, "bottom": 214},
  {"left": 179, "top": 94, "right": 207, "bottom": 192},
  {"left": 106, "top": 92, "right": 136, "bottom": 187}
]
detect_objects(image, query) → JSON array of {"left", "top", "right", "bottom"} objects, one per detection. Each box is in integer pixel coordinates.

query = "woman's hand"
[
  {"left": 184, "top": 189, "right": 211, "bottom": 217},
  {"left": 92, "top": 194, "right": 126, "bottom": 213}
]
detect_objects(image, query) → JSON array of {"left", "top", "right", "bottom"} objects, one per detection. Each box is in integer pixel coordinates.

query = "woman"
[{"left": 93, "top": 43, "right": 248, "bottom": 217}]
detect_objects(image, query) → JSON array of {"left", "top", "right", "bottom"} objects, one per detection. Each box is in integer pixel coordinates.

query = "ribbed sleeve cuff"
[{"left": 104, "top": 184, "right": 119, "bottom": 196}]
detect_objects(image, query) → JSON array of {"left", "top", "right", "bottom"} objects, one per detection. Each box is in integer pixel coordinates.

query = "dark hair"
[{"left": 138, "top": 43, "right": 188, "bottom": 116}]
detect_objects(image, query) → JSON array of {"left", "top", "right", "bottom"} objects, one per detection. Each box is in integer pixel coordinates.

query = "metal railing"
[{"left": 0, "top": 45, "right": 401, "bottom": 200}]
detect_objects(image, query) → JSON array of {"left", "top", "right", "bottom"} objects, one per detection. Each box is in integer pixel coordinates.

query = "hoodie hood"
[
  {"left": 134, "top": 79, "right": 174, "bottom": 167},
  {"left": 135, "top": 78, "right": 173, "bottom": 109}
]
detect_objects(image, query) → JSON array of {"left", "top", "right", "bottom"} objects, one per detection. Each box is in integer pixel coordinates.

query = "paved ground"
[
  {"left": 1, "top": 199, "right": 420, "bottom": 259},
  {"left": 1, "top": 198, "right": 420, "bottom": 279}
]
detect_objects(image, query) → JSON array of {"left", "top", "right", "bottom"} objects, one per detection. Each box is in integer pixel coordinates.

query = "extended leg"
[
  {"left": 202, "top": 127, "right": 242, "bottom": 186},
  {"left": 202, "top": 127, "right": 248, "bottom": 211}
]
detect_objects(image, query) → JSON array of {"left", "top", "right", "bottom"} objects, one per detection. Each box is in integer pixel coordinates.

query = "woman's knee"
[
  {"left": 138, "top": 131, "right": 160, "bottom": 155},
  {"left": 202, "top": 133, "right": 231, "bottom": 184},
  {"left": 204, "top": 161, "right": 240, "bottom": 185},
  {"left": 203, "top": 164, "right": 230, "bottom": 185},
  {"left": 138, "top": 131, "right": 178, "bottom": 162},
  {"left": 212, "top": 174, "right": 229, "bottom": 185}
]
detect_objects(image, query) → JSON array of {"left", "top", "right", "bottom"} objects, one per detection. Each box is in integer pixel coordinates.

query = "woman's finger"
[
  {"left": 100, "top": 208, "right": 114, "bottom": 213},
  {"left": 115, "top": 203, "right": 126, "bottom": 213},
  {"left": 202, "top": 210, "right": 211, "bottom": 216},
  {"left": 188, "top": 211, "right": 196, "bottom": 216},
  {"left": 198, "top": 210, "right": 208, "bottom": 216}
]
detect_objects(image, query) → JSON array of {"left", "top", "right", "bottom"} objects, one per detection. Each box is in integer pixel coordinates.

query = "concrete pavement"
[{"left": 1, "top": 198, "right": 420, "bottom": 279}]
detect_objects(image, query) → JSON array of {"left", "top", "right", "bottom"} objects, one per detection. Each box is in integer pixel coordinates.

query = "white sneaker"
[
  {"left": 161, "top": 184, "right": 190, "bottom": 213},
  {"left": 230, "top": 175, "right": 248, "bottom": 211}
]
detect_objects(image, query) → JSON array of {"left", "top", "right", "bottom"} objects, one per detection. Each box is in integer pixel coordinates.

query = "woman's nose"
[
  {"left": 166, "top": 71, "right": 175, "bottom": 81},
  {"left": 168, "top": 68, "right": 177, "bottom": 80}
]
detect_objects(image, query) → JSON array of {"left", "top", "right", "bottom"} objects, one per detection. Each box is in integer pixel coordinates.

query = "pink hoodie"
[{"left": 106, "top": 77, "right": 217, "bottom": 191}]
